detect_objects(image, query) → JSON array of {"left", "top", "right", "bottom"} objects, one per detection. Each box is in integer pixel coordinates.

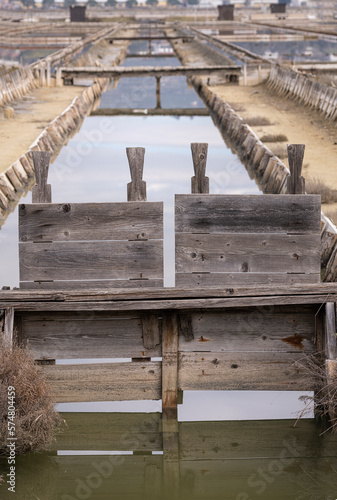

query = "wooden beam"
[
  {"left": 325, "top": 302, "right": 337, "bottom": 360},
  {"left": 31, "top": 151, "right": 52, "bottom": 204},
  {"left": 162, "top": 312, "right": 178, "bottom": 410},
  {"left": 126, "top": 147, "right": 147, "bottom": 202},
  {"left": 91, "top": 108, "right": 209, "bottom": 117},
  {"left": 191, "top": 143, "right": 209, "bottom": 194},
  {"left": 142, "top": 313, "right": 161, "bottom": 350},
  {"left": 287, "top": 144, "right": 305, "bottom": 194},
  {"left": 3, "top": 307, "right": 14, "bottom": 349}
]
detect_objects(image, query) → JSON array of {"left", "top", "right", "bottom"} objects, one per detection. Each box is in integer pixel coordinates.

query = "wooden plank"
[
  {"left": 126, "top": 148, "right": 147, "bottom": 202},
  {"left": 179, "top": 419, "right": 321, "bottom": 460},
  {"left": 3, "top": 307, "right": 14, "bottom": 348},
  {"left": 21, "top": 312, "right": 161, "bottom": 359},
  {"left": 178, "top": 352, "right": 315, "bottom": 391},
  {"left": 142, "top": 313, "right": 161, "bottom": 350},
  {"left": 325, "top": 302, "right": 337, "bottom": 360},
  {"left": 42, "top": 361, "right": 161, "bottom": 403},
  {"left": 162, "top": 313, "right": 179, "bottom": 410},
  {"left": 179, "top": 307, "right": 316, "bottom": 354},
  {"left": 175, "top": 272, "right": 320, "bottom": 287},
  {"left": 178, "top": 313, "right": 194, "bottom": 341},
  {"left": 175, "top": 194, "right": 321, "bottom": 234},
  {"left": 31, "top": 151, "right": 52, "bottom": 204},
  {"left": 19, "top": 240, "right": 163, "bottom": 282},
  {"left": 176, "top": 233, "right": 320, "bottom": 274},
  {"left": 19, "top": 202, "right": 163, "bottom": 242},
  {"left": 287, "top": 144, "right": 306, "bottom": 194},
  {"left": 191, "top": 143, "right": 209, "bottom": 194},
  {"left": 53, "top": 412, "right": 162, "bottom": 451},
  {"left": 19, "top": 279, "right": 164, "bottom": 290}
]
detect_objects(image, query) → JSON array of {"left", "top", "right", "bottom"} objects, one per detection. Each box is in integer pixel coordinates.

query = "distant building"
[
  {"left": 217, "top": 4, "right": 234, "bottom": 20},
  {"left": 70, "top": 5, "right": 86, "bottom": 22},
  {"left": 270, "top": 3, "right": 286, "bottom": 12}
]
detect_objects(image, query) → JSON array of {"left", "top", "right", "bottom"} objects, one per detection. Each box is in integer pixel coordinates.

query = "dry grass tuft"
[
  {"left": 0, "top": 345, "right": 61, "bottom": 455},
  {"left": 245, "top": 116, "right": 272, "bottom": 126},
  {"left": 259, "top": 133, "right": 288, "bottom": 143},
  {"left": 295, "top": 353, "right": 337, "bottom": 433},
  {"left": 306, "top": 177, "right": 337, "bottom": 204},
  {"left": 270, "top": 145, "right": 288, "bottom": 159}
]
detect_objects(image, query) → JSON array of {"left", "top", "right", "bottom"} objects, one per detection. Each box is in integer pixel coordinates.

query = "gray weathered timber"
[
  {"left": 176, "top": 233, "right": 321, "bottom": 274},
  {"left": 31, "top": 151, "right": 52, "bottom": 204},
  {"left": 126, "top": 148, "right": 147, "bottom": 202},
  {"left": 287, "top": 144, "right": 306, "bottom": 194},
  {"left": 19, "top": 202, "right": 163, "bottom": 242},
  {"left": 190, "top": 143, "right": 209, "bottom": 194},
  {"left": 19, "top": 279, "right": 163, "bottom": 290},
  {"left": 20, "top": 311, "right": 161, "bottom": 359},
  {"left": 325, "top": 302, "right": 337, "bottom": 360},
  {"left": 175, "top": 194, "right": 321, "bottom": 234},
  {"left": 162, "top": 313, "right": 179, "bottom": 409},
  {"left": 178, "top": 352, "right": 314, "bottom": 391},
  {"left": 3, "top": 307, "right": 14, "bottom": 348},
  {"left": 19, "top": 240, "right": 163, "bottom": 282},
  {"left": 52, "top": 412, "right": 162, "bottom": 451},
  {"left": 179, "top": 307, "right": 316, "bottom": 354},
  {"left": 175, "top": 272, "right": 320, "bottom": 287},
  {"left": 142, "top": 313, "right": 161, "bottom": 350},
  {"left": 42, "top": 361, "right": 161, "bottom": 403},
  {"left": 61, "top": 65, "right": 241, "bottom": 79},
  {"left": 177, "top": 313, "right": 194, "bottom": 341}
]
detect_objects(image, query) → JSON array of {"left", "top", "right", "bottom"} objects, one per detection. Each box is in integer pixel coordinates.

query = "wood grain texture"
[
  {"left": 142, "top": 313, "right": 161, "bottom": 350},
  {"left": 179, "top": 307, "right": 316, "bottom": 354},
  {"left": 19, "top": 279, "right": 163, "bottom": 290},
  {"left": 31, "top": 151, "right": 52, "bottom": 204},
  {"left": 175, "top": 194, "right": 321, "bottom": 234},
  {"left": 42, "top": 361, "right": 161, "bottom": 402},
  {"left": 126, "top": 147, "right": 147, "bottom": 202},
  {"left": 325, "top": 302, "right": 337, "bottom": 360},
  {"left": 21, "top": 311, "right": 161, "bottom": 359},
  {"left": 175, "top": 272, "right": 320, "bottom": 287},
  {"left": 190, "top": 143, "right": 209, "bottom": 194},
  {"left": 19, "top": 240, "right": 163, "bottom": 281},
  {"left": 162, "top": 313, "right": 178, "bottom": 409},
  {"left": 3, "top": 307, "right": 14, "bottom": 349},
  {"left": 287, "top": 144, "right": 306, "bottom": 194},
  {"left": 53, "top": 412, "right": 162, "bottom": 451},
  {"left": 176, "top": 233, "right": 320, "bottom": 274},
  {"left": 19, "top": 202, "right": 163, "bottom": 242},
  {"left": 178, "top": 352, "right": 314, "bottom": 391}
]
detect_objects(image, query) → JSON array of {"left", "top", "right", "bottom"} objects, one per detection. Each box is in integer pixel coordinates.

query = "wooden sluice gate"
[{"left": 0, "top": 146, "right": 336, "bottom": 424}]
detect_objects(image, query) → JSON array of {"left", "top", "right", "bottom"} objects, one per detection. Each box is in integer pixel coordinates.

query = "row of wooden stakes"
[{"left": 268, "top": 65, "right": 337, "bottom": 122}]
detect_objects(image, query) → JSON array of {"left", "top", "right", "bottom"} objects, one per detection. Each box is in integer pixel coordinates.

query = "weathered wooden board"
[
  {"left": 162, "top": 313, "right": 178, "bottom": 409},
  {"left": 178, "top": 352, "right": 314, "bottom": 391},
  {"left": 19, "top": 202, "right": 163, "bottom": 242},
  {"left": 175, "top": 272, "right": 320, "bottom": 287},
  {"left": 42, "top": 361, "right": 161, "bottom": 402},
  {"left": 19, "top": 240, "right": 163, "bottom": 281},
  {"left": 175, "top": 194, "right": 321, "bottom": 234},
  {"left": 53, "top": 412, "right": 162, "bottom": 451},
  {"left": 179, "top": 307, "right": 316, "bottom": 354},
  {"left": 19, "top": 278, "right": 163, "bottom": 290},
  {"left": 179, "top": 419, "right": 321, "bottom": 460},
  {"left": 21, "top": 311, "right": 161, "bottom": 359},
  {"left": 176, "top": 233, "right": 320, "bottom": 274}
]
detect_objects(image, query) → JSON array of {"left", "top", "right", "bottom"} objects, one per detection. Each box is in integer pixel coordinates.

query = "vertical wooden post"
[
  {"left": 191, "top": 143, "right": 209, "bottom": 194},
  {"left": 142, "top": 313, "right": 160, "bottom": 349},
  {"left": 32, "top": 151, "right": 52, "bottom": 203},
  {"left": 46, "top": 61, "right": 51, "bottom": 87},
  {"left": 325, "top": 303, "right": 337, "bottom": 360},
  {"left": 126, "top": 147, "right": 147, "bottom": 201},
  {"left": 56, "top": 67, "right": 63, "bottom": 87},
  {"left": 155, "top": 76, "right": 161, "bottom": 109},
  {"left": 40, "top": 67, "right": 46, "bottom": 87},
  {"left": 243, "top": 63, "right": 247, "bottom": 85},
  {"left": 3, "top": 308, "right": 14, "bottom": 350},
  {"left": 287, "top": 144, "right": 305, "bottom": 194},
  {"left": 162, "top": 312, "right": 178, "bottom": 412}
]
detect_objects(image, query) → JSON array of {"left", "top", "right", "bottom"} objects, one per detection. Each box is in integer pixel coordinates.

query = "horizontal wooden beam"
[
  {"left": 91, "top": 108, "right": 209, "bottom": 117},
  {"left": 61, "top": 64, "right": 241, "bottom": 79}
]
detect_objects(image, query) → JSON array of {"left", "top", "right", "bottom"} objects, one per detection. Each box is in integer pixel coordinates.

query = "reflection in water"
[{"left": 0, "top": 415, "right": 336, "bottom": 500}]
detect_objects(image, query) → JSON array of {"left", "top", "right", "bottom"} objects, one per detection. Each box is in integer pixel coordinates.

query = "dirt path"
[{"left": 0, "top": 85, "right": 85, "bottom": 175}]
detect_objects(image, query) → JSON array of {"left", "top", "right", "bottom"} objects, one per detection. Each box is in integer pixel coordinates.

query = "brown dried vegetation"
[{"left": 0, "top": 345, "right": 61, "bottom": 455}]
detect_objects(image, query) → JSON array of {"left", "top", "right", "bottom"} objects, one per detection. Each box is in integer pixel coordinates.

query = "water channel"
[{"left": 0, "top": 38, "right": 336, "bottom": 500}]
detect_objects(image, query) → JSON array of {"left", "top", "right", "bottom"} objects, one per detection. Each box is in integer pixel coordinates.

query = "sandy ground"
[
  {"left": 0, "top": 84, "right": 85, "bottom": 175},
  {"left": 213, "top": 81, "right": 337, "bottom": 214}
]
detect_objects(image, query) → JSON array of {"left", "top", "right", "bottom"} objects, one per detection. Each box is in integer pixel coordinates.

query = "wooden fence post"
[
  {"left": 162, "top": 312, "right": 178, "bottom": 413},
  {"left": 287, "top": 144, "right": 305, "bottom": 194},
  {"left": 32, "top": 151, "right": 52, "bottom": 203},
  {"left": 126, "top": 147, "right": 147, "bottom": 201},
  {"left": 3, "top": 308, "right": 14, "bottom": 349},
  {"left": 191, "top": 143, "right": 209, "bottom": 194}
]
